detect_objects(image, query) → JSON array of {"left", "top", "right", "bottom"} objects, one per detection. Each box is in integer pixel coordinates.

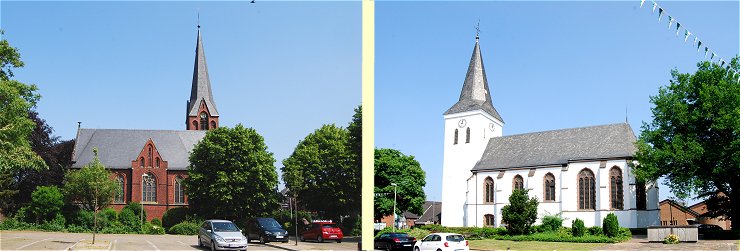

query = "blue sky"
[
  {"left": 2, "top": 1, "right": 361, "bottom": 186},
  {"left": 376, "top": 1, "right": 739, "bottom": 205}
]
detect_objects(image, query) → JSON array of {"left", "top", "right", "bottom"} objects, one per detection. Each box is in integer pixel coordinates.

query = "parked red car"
[{"left": 299, "top": 221, "right": 344, "bottom": 243}]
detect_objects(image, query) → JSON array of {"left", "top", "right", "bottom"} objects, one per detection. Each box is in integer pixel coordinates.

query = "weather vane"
[{"left": 475, "top": 19, "right": 480, "bottom": 40}]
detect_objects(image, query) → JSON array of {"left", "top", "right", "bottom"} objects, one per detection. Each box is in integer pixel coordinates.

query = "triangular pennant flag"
[
  {"left": 652, "top": 2, "right": 657, "bottom": 12},
  {"left": 658, "top": 8, "right": 664, "bottom": 22},
  {"left": 684, "top": 30, "right": 691, "bottom": 42},
  {"left": 641, "top": 0, "right": 646, "bottom": 8},
  {"left": 720, "top": 60, "right": 726, "bottom": 68},
  {"left": 698, "top": 41, "right": 702, "bottom": 51},
  {"left": 711, "top": 52, "right": 716, "bottom": 60},
  {"left": 668, "top": 16, "right": 673, "bottom": 29},
  {"left": 676, "top": 23, "right": 681, "bottom": 36},
  {"left": 704, "top": 47, "right": 709, "bottom": 58}
]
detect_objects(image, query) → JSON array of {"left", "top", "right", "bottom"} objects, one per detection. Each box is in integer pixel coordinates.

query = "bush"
[
  {"left": 122, "top": 202, "right": 146, "bottom": 221},
  {"left": 602, "top": 213, "right": 620, "bottom": 237},
  {"left": 29, "top": 186, "right": 65, "bottom": 223},
  {"left": 40, "top": 214, "right": 66, "bottom": 232},
  {"left": 168, "top": 221, "right": 200, "bottom": 235},
  {"left": 501, "top": 189, "right": 539, "bottom": 235},
  {"left": 162, "top": 207, "right": 189, "bottom": 230},
  {"left": 68, "top": 209, "right": 94, "bottom": 230},
  {"left": 494, "top": 232, "right": 624, "bottom": 243},
  {"left": 118, "top": 208, "right": 141, "bottom": 232},
  {"left": 100, "top": 221, "right": 129, "bottom": 234},
  {"left": 95, "top": 208, "right": 117, "bottom": 229},
  {"left": 541, "top": 214, "right": 563, "bottom": 232},
  {"left": 151, "top": 218, "right": 161, "bottom": 227},
  {"left": 663, "top": 234, "right": 679, "bottom": 244},
  {"left": 588, "top": 226, "right": 603, "bottom": 236},
  {"left": 143, "top": 222, "right": 165, "bottom": 235},
  {"left": 572, "top": 218, "right": 585, "bottom": 237}
]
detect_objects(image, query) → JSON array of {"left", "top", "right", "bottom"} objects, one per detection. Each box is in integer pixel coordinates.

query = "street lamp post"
[
  {"left": 391, "top": 183, "right": 397, "bottom": 231},
  {"left": 141, "top": 173, "right": 148, "bottom": 232}
]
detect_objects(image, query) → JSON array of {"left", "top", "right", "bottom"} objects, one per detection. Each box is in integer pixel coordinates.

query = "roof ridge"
[
  {"left": 494, "top": 122, "right": 630, "bottom": 139},
  {"left": 79, "top": 128, "right": 207, "bottom": 133}
]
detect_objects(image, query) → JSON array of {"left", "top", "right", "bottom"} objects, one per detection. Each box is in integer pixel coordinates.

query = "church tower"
[
  {"left": 441, "top": 35, "right": 504, "bottom": 227},
  {"left": 186, "top": 26, "right": 219, "bottom": 130}
]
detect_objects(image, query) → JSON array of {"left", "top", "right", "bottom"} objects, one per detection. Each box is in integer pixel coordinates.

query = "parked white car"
[
  {"left": 413, "top": 233, "right": 469, "bottom": 251},
  {"left": 198, "top": 219, "right": 249, "bottom": 251}
]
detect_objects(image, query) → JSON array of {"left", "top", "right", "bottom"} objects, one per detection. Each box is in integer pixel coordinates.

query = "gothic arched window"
[
  {"left": 544, "top": 173, "right": 555, "bottom": 201},
  {"left": 200, "top": 112, "right": 209, "bottom": 130},
  {"left": 174, "top": 176, "right": 184, "bottom": 204},
  {"left": 484, "top": 214, "right": 495, "bottom": 226},
  {"left": 610, "top": 167, "right": 624, "bottom": 210},
  {"left": 484, "top": 177, "right": 494, "bottom": 203},
  {"left": 139, "top": 157, "right": 145, "bottom": 168},
  {"left": 115, "top": 175, "right": 124, "bottom": 203},
  {"left": 211, "top": 121, "right": 216, "bottom": 129},
  {"left": 513, "top": 175, "right": 524, "bottom": 190},
  {"left": 142, "top": 174, "right": 156, "bottom": 202},
  {"left": 192, "top": 121, "right": 198, "bottom": 130},
  {"left": 465, "top": 127, "right": 471, "bottom": 143},
  {"left": 155, "top": 157, "right": 160, "bottom": 168},
  {"left": 147, "top": 145, "right": 152, "bottom": 166},
  {"left": 454, "top": 129, "right": 459, "bottom": 145},
  {"left": 578, "top": 169, "right": 596, "bottom": 210}
]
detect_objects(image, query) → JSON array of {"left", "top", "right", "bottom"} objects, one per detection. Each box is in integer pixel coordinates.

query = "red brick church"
[{"left": 70, "top": 27, "right": 219, "bottom": 220}]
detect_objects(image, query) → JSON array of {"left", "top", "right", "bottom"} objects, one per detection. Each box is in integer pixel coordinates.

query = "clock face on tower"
[
  {"left": 200, "top": 113, "right": 207, "bottom": 119},
  {"left": 458, "top": 119, "right": 467, "bottom": 128}
]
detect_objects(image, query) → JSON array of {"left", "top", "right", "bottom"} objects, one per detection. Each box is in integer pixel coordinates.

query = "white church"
[{"left": 440, "top": 36, "right": 661, "bottom": 228}]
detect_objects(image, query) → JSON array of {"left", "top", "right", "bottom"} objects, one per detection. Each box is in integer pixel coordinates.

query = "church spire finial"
[
  {"left": 197, "top": 10, "right": 200, "bottom": 29},
  {"left": 475, "top": 19, "right": 480, "bottom": 41}
]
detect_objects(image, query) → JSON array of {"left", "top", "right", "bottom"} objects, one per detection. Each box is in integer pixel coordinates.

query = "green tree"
[
  {"left": 282, "top": 124, "right": 355, "bottom": 220},
  {"left": 373, "top": 148, "right": 426, "bottom": 220},
  {"left": 602, "top": 213, "right": 620, "bottom": 237},
  {"left": 185, "top": 125, "right": 278, "bottom": 223},
  {"left": 633, "top": 58, "right": 740, "bottom": 230},
  {"left": 501, "top": 189, "right": 538, "bottom": 235},
  {"left": 63, "top": 149, "right": 117, "bottom": 212},
  {"left": 28, "top": 185, "right": 64, "bottom": 223},
  {"left": 0, "top": 30, "right": 46, "bottom": 215}
]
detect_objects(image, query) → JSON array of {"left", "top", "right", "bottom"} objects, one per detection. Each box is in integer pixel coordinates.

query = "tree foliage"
[
  {"left": 373, "top": 148, "right": 426, "bottom": 220},
  {"left": 185, "top": 125, "right": 278, "bottom": 223},
  {"left": 28, "top": 186, "right": 64, "bottom": 223},
  {"left": 633, "top": 58, "right": 740, "bottom": 229},
  {"left": 501, "top": 189, "right": 538, "bottom": 235},
  {"left": 63, "top": 149, "right": 117, "bottom": 212},
  {"left": 602, "top": 213, "right": 620, "bottom": 237},
  {"left": 282, "top": 124, "right": 356, "bottom": 220}
]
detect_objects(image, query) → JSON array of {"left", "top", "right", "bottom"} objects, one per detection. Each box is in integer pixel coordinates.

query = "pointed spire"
[
  {"left": 444, "top": 36, "right": 504, "bottom": 123},
  {"left": 187, "top": 27, "right": 219, "bottom": 117}
]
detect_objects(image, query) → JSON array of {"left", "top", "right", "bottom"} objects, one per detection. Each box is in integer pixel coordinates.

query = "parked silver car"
[{"left": 198, "top": 220, "right": 249, "bottom": 251}]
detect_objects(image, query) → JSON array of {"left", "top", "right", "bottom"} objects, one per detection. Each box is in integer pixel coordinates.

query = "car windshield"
[
  {"left": 446, "top": 235, "right": 465, "bottom": 242},
  {"left": 321, "top": 224, "right": 338, "bottom": 229},
  {"left": 257, "top": 218, "right": 281, "bottom": 228},
  {"left": 212, "top": 222, "right": 240, "bottom": 232}
]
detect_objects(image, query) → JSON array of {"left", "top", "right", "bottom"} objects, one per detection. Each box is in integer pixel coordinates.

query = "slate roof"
[
  {"left": 472, "top": 123, "right": 637, "bottom": 171},
  {"left": 72, "top": 129, "right": 206, "bottom": 170},
  {"left": 415, "top": 201, "right": 442, "bottom": 224},
  {"left": 187, "top": 28, "right": 219, "bottom": 117},
  {"left": 444, "top": 38, "right": 504, "bottom": 123}
]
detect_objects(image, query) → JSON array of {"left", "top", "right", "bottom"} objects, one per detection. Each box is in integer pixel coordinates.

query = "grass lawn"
[{"left": 469, "top": 239, "right": 609, "bottom": 251}]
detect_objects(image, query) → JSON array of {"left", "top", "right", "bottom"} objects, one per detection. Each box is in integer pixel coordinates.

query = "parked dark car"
[
  {"left": 245, "top": 218, "right": 289, "bottom": 243},
  {"left": 374, "top": 232, "right": 416, "bottom": 251},
  {"left": 697, "top": 224, "right": 723, "bottom": 234},
  {"left": 300, "top": 221, "right": 344, "bottom": 243}
]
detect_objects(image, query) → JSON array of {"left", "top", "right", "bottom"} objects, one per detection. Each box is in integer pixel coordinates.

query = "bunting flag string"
[{"left": 640, "top": 0, "right": 739, "bottom": 82}]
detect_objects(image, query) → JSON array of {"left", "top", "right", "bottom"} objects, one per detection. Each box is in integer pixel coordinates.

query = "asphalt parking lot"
[{"left": 0, "top": 230, "right": 360, "bottom": 250}]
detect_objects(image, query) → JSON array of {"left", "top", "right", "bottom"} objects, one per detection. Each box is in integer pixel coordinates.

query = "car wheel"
[
  {"left": 260, "top": 235, "right": 266, "bottom": 244},
  {"left": 414, "top": 247, "right": 420, "bottom": 251},
  {"left": 211, "top": 241, "right": 216, "bottom": 251},
  {"left": 386, "top": 244, "right": 392, "bottom": 251},
  {"left": 198, "top": 236, "right": 203, "bottom": 247},
  {"left": 436, "top": 249, "right": 442, "bottom": 251},
  {"left": 336, "top": 239, "right": 342, "bottom": 243},
  {"left": 318, "top": 235, "right": 324, "bottom": 243}
]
